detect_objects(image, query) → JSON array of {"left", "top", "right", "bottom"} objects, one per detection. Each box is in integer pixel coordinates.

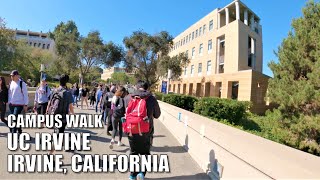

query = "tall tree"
[
  {"left": 268, "top": 0, "right": 320, "bottom": 116},
  {"left": 80, "top": 31, "right": 124, "bottom": 80},
  {"left": 0, "top": 18, "right": 17, "bottom": 71},
  {"left": 49, "top": 20, "right": 80, "bottom": 75},
  {"left": 123, "top": 30, "right": 189, "bottom": 88}
]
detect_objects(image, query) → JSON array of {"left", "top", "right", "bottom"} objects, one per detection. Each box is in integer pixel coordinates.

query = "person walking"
[
  {"left": 89, "top": 88, "right": 96, "bottom": 108},
  {"left": 109, "top": 86, "right": 126, "bottom": 149},
  {"left": 72, "top": 83, "right": 79, "bottom": 107},
  {"left": 80, "top": 84, "right": 89, "bottom": 109},
  {"left": 0, "top": 76, "right": 8, "bottom": 127},
  {"left": 8, "top": 70, "right": 29, "bottom": 134},
  {"left": 125, "top": 80, "right": 161, "bottom": 180},
  {"left": 46, "top": 74, "right": 74, "bottom": 158},
  {"left": 33, "top": 75, "right": 51, "bottom": 128},
  {"left": 95, "top": 84, "right": 103, "bottom": 113}
]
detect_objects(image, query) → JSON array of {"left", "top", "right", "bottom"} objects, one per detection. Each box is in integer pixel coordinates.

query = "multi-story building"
[
  {"left": 101, "top": 67, "right": 127, "bottom": 81},
  {"left": 168, "top": 0, "right": 271, "bottom": 114},
  {"left": 14, "top": 29, "right": 55, "bottom": 53}
]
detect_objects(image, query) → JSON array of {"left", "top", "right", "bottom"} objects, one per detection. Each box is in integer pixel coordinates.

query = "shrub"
[
  {"left": 154, "top": 92, "right": 164, "bottom": 101},
  {"left": 193, "top": 97, "right": 250, "bottom": 124},
  {"left": 162, "top": 94, "right": 198, "bottom": 111}
]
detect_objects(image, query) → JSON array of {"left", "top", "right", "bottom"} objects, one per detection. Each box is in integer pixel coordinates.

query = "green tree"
[
  {"left": 123, "top": 30, "right": 189, "bottom": 89},
  {"left": 80, "top": 31, "right": 125, "bottom": 81},
  {"left": 110, "top": 72, "right": 129, "bottom": 84},
  {"left": 267, "top": 0, "right": 320, "bottom": 155},
  {"left": 0, "top": 18, "right": 17, "bottom": 71},
  {"left": 268, "top": 0, "right": 320, "bottom": 116},
  {"left": 49, "top": 20, "right": 81, "bottom": 75}
]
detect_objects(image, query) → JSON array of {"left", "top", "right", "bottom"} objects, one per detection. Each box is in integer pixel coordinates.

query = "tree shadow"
[
  {"left": 112, "top": 147, "right": 130, "bottom": 153},
  {"left": 149, "top": 173, "right": 210, "bottom": 179},
  {"left": 207, "top": 149, "right": 223, "bottom": 180},
  {"left": 151, "top": 145, "right": 187, "bottom": 154},
  {"left": 237, "top": 118, "right": 261, "bottom": 132},
  {"left": 153, "top": 135, "right": 166, "bottom": 138}
]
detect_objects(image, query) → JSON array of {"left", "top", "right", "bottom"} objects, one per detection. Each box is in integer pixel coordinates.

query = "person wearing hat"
[
  {"left": 34, "top": 74, "right": 51, "bottom": 128},
  {"left": 8, "top": 70, "right": 29, "bottom": 134}
]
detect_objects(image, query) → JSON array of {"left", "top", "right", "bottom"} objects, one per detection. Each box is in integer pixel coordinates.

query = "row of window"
[
  {"left": 172, "top": 20, "right": 214, "bottom": 51},
  {"left": 28, "top": 42, "right": 51, "bottom": 49},
  {"left": 184, "top": 60, "right": 212, "bottom": 75},
  {"left": 185, "top": 39, "right": 213, "bottom": 58}
]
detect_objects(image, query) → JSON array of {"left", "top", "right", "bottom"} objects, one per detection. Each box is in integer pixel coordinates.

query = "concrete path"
[{"left": 0, "top": 106, "right": 209, "bottom": 179}]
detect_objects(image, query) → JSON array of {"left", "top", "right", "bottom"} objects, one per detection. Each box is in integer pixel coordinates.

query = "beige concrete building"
[
  {"left": 14, "top": 29, "right": 55, "bottom": 53},
  {"left": 168, "top": 0, "right": 271, "bottom": 114},
  {"left": 101, "top": 67, "right": 126, "bottom": 81}
]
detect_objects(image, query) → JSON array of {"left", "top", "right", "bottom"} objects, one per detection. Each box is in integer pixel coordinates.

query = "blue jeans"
[
  {"left": 95, "top": 101, "right": 101, "bottom": 113},
  {"left": 72, "top": 95, "right": 78, "bottom": 106},
  {"left": 9, "top": 104, "right": 23, "bottom": 133}
]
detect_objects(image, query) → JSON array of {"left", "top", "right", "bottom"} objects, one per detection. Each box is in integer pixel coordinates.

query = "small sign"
[
  {"left": 161, "top": 81, "right": 168, "bottom": 93},
  {"left": 178, "top": 112, "right": 182, "bottom": 122}
]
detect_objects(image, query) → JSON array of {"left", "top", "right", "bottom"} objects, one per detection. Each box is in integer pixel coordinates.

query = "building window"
[
  {"left": 192, "top": 32, "right": 194, "bottom": 40},
  {"left": 208, "top": 39, "right": 212, "bottom": 51},
  {"left": 186, "top": 35, "right": 188, "bottom": 43},
  {"left": 47, "top": 44, "right": 50, "bottom": 49},
  {"left": 198, "top": 63, "right": 202, "bottom": 73},
  {"left": 209, "top": 20, "right": 213, "bottom": 31},
  {"left": 199, "top": 27, "right": 202, "bottom": 36},
  {"left": 180, "top": 40, "right": 182, "bottom": 46},
  {"left": 189, "top": 33, "right": 191, "bottom": 42},
  {"left": 203, "top": 24, "right": 206, "bottom": 34},
  {"left": 42, "top": 44, "right": 46, "bottom": 49},
  {"left": 184, "top": 67, "right": 187, "bottom": 75},
  {"left": 191, "top": 65, "right": 194, "bottom": 75},
  {"left": 219, "top": 64, "right": 224, "bottom": 74},
  {"left": 248, "top": 36, "right": 256, "bottom": 68},
  {"left": 195, "top": 29, "right": 198, "bottom": 38},
  {"left": 199, "top": 43, "right": 203, "bottom": 55},
  {"left": 34, "top": 43, "right": 37, "bottom": 47},
  {"left": 192, "top": 47, "right": 195, "bottom": 57},
  {"left": 38, "top": 43, "right": 41, "bottom": 47},
  {"left": 207, "top": 60, "right": 212, "bottom": 72}
]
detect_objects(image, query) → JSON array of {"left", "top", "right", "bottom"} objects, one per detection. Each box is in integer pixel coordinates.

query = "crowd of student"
[{"left": 0, "top": 70, "right": 161, "bottom": 180}]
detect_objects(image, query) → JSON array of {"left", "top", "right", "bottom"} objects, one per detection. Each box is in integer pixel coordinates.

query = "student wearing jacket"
[
  {"left": 0, "top": 76, "right": 8, "bottom": 126},
  {"left": 127, "top": 80, "right": 161, "bottom": 180},
  {"left": 34, "top": 75, "right": 51, "bottom": 127},
  {"left": 8, "top": 70, "right": 29, "bottom": 134}
]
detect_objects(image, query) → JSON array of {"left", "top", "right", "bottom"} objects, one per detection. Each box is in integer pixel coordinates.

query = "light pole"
[
  {"left": 40, "top": 64, "right": 45, "bottom": 84},
  {"left": 79, "top": 73, "right": 83, "bottom": 85},
  {"left": 167, "top": 69, "right": 172, "bottom": 94}
]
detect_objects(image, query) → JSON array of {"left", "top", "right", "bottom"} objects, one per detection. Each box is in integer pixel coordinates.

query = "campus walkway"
[{"left": 0, "top": 106, "right": 209, "bottom": 179}]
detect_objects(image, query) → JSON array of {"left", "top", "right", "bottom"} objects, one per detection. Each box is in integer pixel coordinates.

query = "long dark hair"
[{"left": 0, "top": 76, "right": 8, "bottom": 91}]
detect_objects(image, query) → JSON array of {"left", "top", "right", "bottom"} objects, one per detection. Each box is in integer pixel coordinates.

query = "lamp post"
[
  {"left": 167, "top": 69, "right": 172, "bottom": 94},
  {"left": 79, "top": 73, "right": 83, "bottom": 85},
  {"left": 40, "top": 64, "right": 45, "bottom": 83}
]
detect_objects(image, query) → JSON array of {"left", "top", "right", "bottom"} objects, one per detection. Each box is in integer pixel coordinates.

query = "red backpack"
[{"left": 123, "top": 96, "right": 149, "bottom": 136}]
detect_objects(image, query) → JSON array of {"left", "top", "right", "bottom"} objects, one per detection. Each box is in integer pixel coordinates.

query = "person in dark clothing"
[
  {"left": 0, "top": 76, "right": 8, "bottom": 126},
  {"left": 47, "top": 74, "right": 74, "bottom": 157},
  {"left": 127, "top": 80, "right": 161, "bottom": 180},
  {"left": 80, "top": 84, "right": 89, "bottom": 109},
  {"left": 89, "top": 88, "right": 96, "bottom": 107},
  {"left": 72, "top": 83, "right": 79, "bottom": 107},
  {"left": 109, "top": 86, "right": 126, "bottom": 149}
]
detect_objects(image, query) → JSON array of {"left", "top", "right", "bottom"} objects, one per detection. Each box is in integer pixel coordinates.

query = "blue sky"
[{"left": 0, "top": 0, "right": 310, "bottom": 76}]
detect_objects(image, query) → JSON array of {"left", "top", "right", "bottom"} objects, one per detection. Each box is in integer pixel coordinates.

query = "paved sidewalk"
[{"left": 0, "top": 106, "right": 209, "bottom": 179}]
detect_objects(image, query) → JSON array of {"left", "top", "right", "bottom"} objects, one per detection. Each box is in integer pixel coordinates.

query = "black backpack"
[
  {"left": 47, "top": 88, "right": 68, "bottom": 116},
  {"left": 113, "top": 98, "right": 125, "bottom": 118},
  {"left": 102, "top": 92, "right": 112, "bottom": 109}
]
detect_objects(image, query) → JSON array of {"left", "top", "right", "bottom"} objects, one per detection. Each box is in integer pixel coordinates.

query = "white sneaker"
[
  {"left": 117, "top": 141, "right": 123, "bottom": 146},
  {"left": 109, "top": 139, "right": 115, "bottom": 149}
]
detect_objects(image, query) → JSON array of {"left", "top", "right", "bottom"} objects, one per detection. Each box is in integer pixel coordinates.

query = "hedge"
[
  {"left": 162, "top": 94, "right": 198, "bottom": 111},
  {"left": 193, "top": 97, "right": 251, "bottom": 124}
]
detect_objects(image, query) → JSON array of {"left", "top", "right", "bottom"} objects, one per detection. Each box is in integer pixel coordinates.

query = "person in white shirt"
[
  {"left": 34, "top": 75, "right": 51, "bottom": 128},
  {"left": 8, "top": 70, "right": 29, "bottom": 134}
]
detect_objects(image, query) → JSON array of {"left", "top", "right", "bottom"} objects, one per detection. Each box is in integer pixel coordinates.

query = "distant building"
[
  {"left": 101, "top": 67, "right": 126, "bottom": 81},
  {"left": 167, "top": 0, "right": 270, "bottom": 114},
  {"left": 14, "top": 29, "right": 55, "bottom": 53}
]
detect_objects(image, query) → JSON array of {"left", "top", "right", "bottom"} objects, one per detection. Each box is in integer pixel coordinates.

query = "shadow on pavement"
[
  {"left": 151, "top": 145, "right": 186, "bottom": 154},
  {"left": 149, "top": 173, "right": 210, "bottom": 179}
]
